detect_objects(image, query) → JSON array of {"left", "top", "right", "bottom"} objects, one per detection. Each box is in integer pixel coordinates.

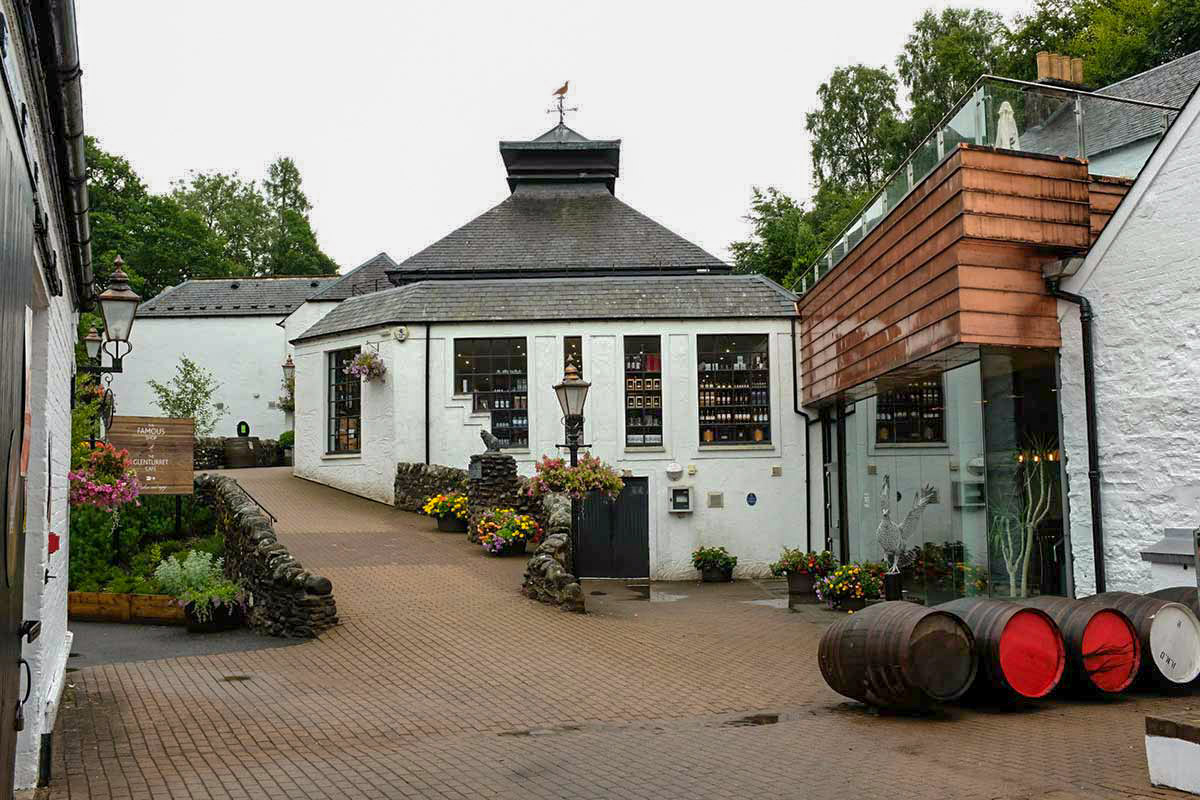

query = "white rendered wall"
[
  {"left": 1059, "top": 91, "right": 1200, "bottom": 595},
  {"left": 294, "top": 319, "right": 809, "bottom": 579},
  {"left": 1, "top": 6, "right": 80, "bottom": 782},
  {"left": 111, "top": 315, "right": 293, "bottom": 439}
]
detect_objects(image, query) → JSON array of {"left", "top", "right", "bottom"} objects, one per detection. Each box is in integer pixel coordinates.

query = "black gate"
[
  {"left": 0, "top": 126, "right": 34, "bottom": 796},
  {"left": 577, "top": 477, "right": 649, "bottom": 579}
]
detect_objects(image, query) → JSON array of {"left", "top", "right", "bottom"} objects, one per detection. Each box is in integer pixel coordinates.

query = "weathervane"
[{"left": 547, "top": 80, "right": 578, "bottom": 125}]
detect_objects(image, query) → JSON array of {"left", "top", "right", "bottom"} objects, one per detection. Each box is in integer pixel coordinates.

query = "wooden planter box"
[{"left": 68, "top": 591, "right": 187, "bottom": 625}]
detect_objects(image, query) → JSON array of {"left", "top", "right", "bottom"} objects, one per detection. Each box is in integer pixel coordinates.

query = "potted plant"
[
  {"left": 769, "top": 548, "right": 834, "bottom": 596},
  {"left": 153, "top": 551, "right": 245, "bottom": 633},
  {"left": 344, "top": 350, "right": 387, "bottom": 383},
  {"left": 68, "top": 441, "right": 141, "bottom": 512},
  {"left": 475, "top": 508, "right": 543, "bottom": 556},
  {"left": 525, "top": 454, "right": 624, "bottom": 500},
  {"left": 422, "top": 492, "right": 469, "bottom": 532},
  {"left": 278, "top": 430, "right": 294, "bottom": 466},
  {"left": 815, "top": 563, "right": 881, "bottom": 612},
  {"left": 692, "top": 546, "right": 737, "bottom": 582}
]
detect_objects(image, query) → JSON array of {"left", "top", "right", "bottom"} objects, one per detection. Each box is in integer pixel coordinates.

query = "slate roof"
[
  {"left": 138, "top": 276, "right": 337, "bottom": 318},
  {"left": 293, "top": 274, "right": 797, "bottom": 342},
  {"left": 393, "top": 183, "right": 728, "bottom": 276},
  {"left": 307, "top": 252, "right": 398, "bottom": 301}
]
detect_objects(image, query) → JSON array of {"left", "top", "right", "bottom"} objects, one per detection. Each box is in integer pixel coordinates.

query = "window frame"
[
  {"left": 453, "top": 336, "right": 529, "bottom": 449},
  {"left": 696, "top": 333, "right": 772, "bottom": 446},
  {"left": 623, "top": 335, "right": 664, "bottom": 449},
  {"left": 328, "top": 347, "right": 362, "bottom": 454},
  {"left": 873, "top": 375, "right": 947, "bottom": 447}
]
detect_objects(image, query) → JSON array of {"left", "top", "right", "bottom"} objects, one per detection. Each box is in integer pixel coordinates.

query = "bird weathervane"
[{"left": 548, "top": 80, "right": 578, "bottom": 125}]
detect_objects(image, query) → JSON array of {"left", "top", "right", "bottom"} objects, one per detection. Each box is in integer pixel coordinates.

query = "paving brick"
[{"left": 47, "top": 467, "right": 1197, "bottom": 799}]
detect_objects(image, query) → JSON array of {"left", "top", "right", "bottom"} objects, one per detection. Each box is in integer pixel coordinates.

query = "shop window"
[
  {"left": 697, "top": 334, "right": 771, "bottom": 445},
  {"left": 624, "top": 336, "right": 663, "bottom": 447},
  {"left": 564, "top": 336, "right": 583, "bottom": 378},
  {"left": 875, "top": 377, "right": 945, "bottom": 444},
  {"left": 328, "top": 348, "right": 361, "bottom": 453},
  {"left": 454, "top": 337, "right": 528, "bottom": 448}
]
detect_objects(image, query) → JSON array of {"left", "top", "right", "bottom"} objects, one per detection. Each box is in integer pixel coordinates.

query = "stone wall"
[
  {"left": 195, "top": 474, "right": 337, "bottom": 637},
  {"left": 394, "top": 462, "right": 469, "bottom": 512},
  {"left": 194, "top": 437, "right": 283, "bottom": 470},
  {"left": 522, "top": 493, "right": 584, "bottom": 613},
  {"left": 467, "top": 452, "right": 524, "bottom": 541}
]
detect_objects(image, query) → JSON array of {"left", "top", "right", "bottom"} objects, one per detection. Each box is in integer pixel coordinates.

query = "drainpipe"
[
  {"left": 1047, "top": 279, "right": 1106, "bottom": 594},
  {"left": 424, "top": 323, "right": 431, "bottom": 465},
  {"left": 791, "top": 317, "right": 813, "bottom": 551},
  {"left": 51, "top": 0, "right": 94, "bottom": 305}
]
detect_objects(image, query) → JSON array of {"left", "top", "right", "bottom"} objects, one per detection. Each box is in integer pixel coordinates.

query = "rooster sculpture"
[{"left": 876, "top": 475, "right": 936, "bottom": 575}]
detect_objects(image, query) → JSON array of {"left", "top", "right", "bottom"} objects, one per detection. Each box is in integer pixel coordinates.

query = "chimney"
[{"left": 1036, "top": 52, "right": 1085, "bottom": 88}]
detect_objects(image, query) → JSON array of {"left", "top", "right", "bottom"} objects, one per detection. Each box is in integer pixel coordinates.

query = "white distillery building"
[
  {"left": 1, "top": 0, "right": 95, "bottom": 790},
  {"left": 291, "top": 123, "right": 815, "bottom": 580},
  {"left": 111, "top": 276, "right": 336, "bottom": 439}
]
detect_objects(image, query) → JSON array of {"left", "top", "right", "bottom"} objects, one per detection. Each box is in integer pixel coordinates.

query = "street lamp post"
[
  {"left": 81, "top": 256, "right": 142, "bottom": 375},
  {"left": 554, "top": 358, "right": 590, "bottom": 577}
]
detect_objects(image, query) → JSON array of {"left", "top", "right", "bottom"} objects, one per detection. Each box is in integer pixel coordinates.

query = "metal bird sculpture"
[
  {"left": 876, "top": 475, "right": 936, "bottom": 575},
  {"left": 553, "top": 81, "right": 569, "bottom": 97}
]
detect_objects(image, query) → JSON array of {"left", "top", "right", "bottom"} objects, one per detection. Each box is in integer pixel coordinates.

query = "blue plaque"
[{"left": 747, "top": 492, "right": 757, "bottom": 507}]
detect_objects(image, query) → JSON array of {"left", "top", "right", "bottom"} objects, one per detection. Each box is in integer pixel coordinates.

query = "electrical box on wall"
[{"left": 669, "top": 486, "right": 693, "bottom": 514}]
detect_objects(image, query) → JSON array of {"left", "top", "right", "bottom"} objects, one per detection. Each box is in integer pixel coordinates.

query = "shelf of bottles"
[
  {"left": 470, "top": 371, "right": 529, "bottom": 449},
  {"left": 625, "top": 336, "right": 663, "bottom": 447},
  {"left": 697, "top": 335, "right": 771, "bottom": 445},
  {"left": 875, "top": 378, "right": 944, "bottom": 444}
]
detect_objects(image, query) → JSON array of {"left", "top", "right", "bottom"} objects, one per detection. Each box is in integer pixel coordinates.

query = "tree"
[
  {"left": 147, "top": 356, "right": 226, "bottom": 438},
  {"left": 171, "top": 171, "right": 271, "bottom": 274},
  {"left": 1152, "top": 0, "right": 1200, "bottom": 61},
  {"left": 267, "top": 208, "right": 338, "bottom": 276},
  {"left": 264, "top": 157, "right": 312, "bottom": 217},
  {"left": 896, "top": 7, "right": 1007, "bottom": 148},
  {"left": 998, "top": 0, "right": 1094, "bottom": 81},
  {"left": 805, "top": 65, "right": 904, "bottom": 190},
  {"left": 1072, "top": 0, "right": 1161, "bottom": 87}
]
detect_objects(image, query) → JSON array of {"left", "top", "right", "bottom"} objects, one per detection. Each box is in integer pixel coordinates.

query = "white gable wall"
[
  {"left": 293, "top": 318, "right": 810, "bottom": 579},
  {"left": 1059, "top": 88, "right": 1200, "bottom": 594},
  {"left": 111, "top": 315, "right": 293, "bottom": 439}
]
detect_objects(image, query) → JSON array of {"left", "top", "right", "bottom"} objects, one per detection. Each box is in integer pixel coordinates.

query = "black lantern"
[
  {"left": 554, "top": 360, "right": 590, "bottom": 419},
  {"left": 555, "top": 357, "right": 590, "bottom": 580},
  {"left": 83, "top": 256, "right": 141, "bottom": 374},
  {"left": 83, "top": 327, "right": 103, "bottom": 360},
  {"left": 282, "top": 354, "right": 296, "bottom": 383}
]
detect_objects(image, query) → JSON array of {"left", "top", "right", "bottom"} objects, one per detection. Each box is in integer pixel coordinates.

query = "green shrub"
[
  {"left": 278, "top": 430, "right": 294, "bottom": 448},
  {"left": 153, "top": 551, "right": 243, "bottom": 623},
  {"left": 691, "top": 546, "right": 737, "bottom": 572}
]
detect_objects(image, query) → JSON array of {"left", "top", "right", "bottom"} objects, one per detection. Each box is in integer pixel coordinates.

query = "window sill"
[
  {"left": 624, "top": 447, "right": 667, "bottom": 454},
  {"left": 697, "top": 443, "right": 776, "bottom": 452},
  {"left": 322, "top": 452, "right": 362, "bottom": 461},
  {"left": 874, "top": 442, "right": 949, "bottom": 450},
  {"left": 502, "top": 449, "right": 530, "bottom": 455}
]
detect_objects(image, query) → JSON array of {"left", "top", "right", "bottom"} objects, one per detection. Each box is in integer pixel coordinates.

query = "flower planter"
[
  {"left": 184, "top": 601, "right": 243, "bottom": 634},
  {"left": 701, "top": 566, "right": 733, "bottom": 583},
  {"left": 786, "top": 572, "right": 815, "bottom": 596},
  {"left": 436, "top": 516, "right": 468, "bottom": 533},
  {"left": 840, "top": 597, "right": 867, "bottom": 612},
  {"left": 503, "top": 540, "right": 529, "bottom": 556}
]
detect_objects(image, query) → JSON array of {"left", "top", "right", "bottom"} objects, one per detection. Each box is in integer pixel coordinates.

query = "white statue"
[
  {"left": 996, "top": 101, "right": 1021, "bottom": 150},
  {"left": 876, "top": 475, "right": 937, "bottom": 575}
]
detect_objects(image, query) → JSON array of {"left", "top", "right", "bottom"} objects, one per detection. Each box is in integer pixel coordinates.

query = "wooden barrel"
[
  {"left": 1148, "top": 587, "right": 1200, "bottom": 619},
  {"left": 223, "top": 437, "right": 260, "bottom": 469},
  {"left": 818, "top": 601, "right": 977, "bottom": 711},
  {"left": 936, "top": 598, "right": 1065, "bottom": 699},
  {"left": 1082, "top": 592, "right": 1200, "bottom": 685},
  {"left": 1018, "top": 596, "right": 1141, "bottom": 694}
]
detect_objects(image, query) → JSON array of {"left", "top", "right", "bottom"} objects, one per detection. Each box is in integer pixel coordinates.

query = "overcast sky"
[{"left": 77, "top": 0, "right": 1035, "bottom": 273}]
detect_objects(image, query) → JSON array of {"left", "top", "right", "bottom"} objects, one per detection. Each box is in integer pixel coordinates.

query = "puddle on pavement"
[
  {"left": 742, "top": 598, "right": 789, "bottom": 609},
  {"left": 221, "top": 675, "right": 253, "bottom": 682},
  {"left": 499, "top": 724, "right": 581, "bottom": 737},
  {"left": 724, "top": 713, "right": 779, "bottom": 727}
]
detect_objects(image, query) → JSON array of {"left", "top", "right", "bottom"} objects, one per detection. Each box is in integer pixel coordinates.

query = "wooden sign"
[{"left": 106, "top": 416, "right": 194, "bottom": 496}]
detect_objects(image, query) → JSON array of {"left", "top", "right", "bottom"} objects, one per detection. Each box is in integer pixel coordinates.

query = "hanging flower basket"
[
  {"left": 344, "top": 350, "right": 386, "bottom": 383},
  {"left": 68, "top": 442, "right": 140, "bottom": 513}
]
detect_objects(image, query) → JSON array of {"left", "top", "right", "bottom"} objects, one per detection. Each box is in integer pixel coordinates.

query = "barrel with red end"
[
  {"left": 936, "top": 598, "right": 1065, "bottom": 699},
  {"left": 1082, "top": 592, "right": 1200, "bottom": 685},
  {"left": 818, "top": 601, "right": 977, "bottom": 711},
  {"left": 1018, "top": 596, "right": 1141, "bottom": 694}
]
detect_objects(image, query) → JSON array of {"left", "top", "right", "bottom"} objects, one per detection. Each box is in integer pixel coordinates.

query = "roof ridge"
[{"left": 180, "top": 275, "right": 337, "bottom": 282}]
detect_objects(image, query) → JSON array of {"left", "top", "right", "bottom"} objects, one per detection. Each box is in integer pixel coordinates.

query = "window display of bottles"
[
  {"left": 625, "top": 336, "right": 663, "bottom": 447},
  {"left": 875, "top": 378, "right": 944, "bottom": 444},
  {"left": 471, "top": 373, "right": 528, "bottom": 448},
  {"left": 696, "top": 334, "right": 771, "bottom": 445}
]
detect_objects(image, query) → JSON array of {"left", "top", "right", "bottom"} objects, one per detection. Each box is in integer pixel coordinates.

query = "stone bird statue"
[
  {"left": 480, "top": 429, "right": 503, "bottom": 452},
  {"left": 876, "top": 475, "right": 936, "bottom": 575},
  {"left": 553, "top": 80, "right": 569, "bottom": 96}
]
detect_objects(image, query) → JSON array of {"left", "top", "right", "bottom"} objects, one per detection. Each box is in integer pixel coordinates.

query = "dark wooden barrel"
[
  {"left": 936, "top": 598, "right": 1065, "bottom": 699},
  {"left": 1018, "top": 596, "right": 1141, "bottom": 693},
  {"left": 1082, "top": 592, "right": 1200, "bottom": 685},
  {"left": 223, "top": 437, "right": 260, "bottom": 469},
  {"left": 818, "top": 601, "right": 977, "bottom": 711},
  {"left": 1148, "top": 587, "right": 1200, "bottom": 619}
]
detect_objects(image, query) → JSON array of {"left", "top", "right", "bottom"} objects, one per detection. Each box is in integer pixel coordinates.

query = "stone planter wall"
[
  {"left": 467, "top": 452, "right": 524, "bottom": 542},
  {"left": 393, "top": 463, "right": 469, "bottom": 512},
  {"left": 521, "top": 493, "right": 584, "bottom": 613},
  {"left": 194, "top": 437, "right": 283, "bottom": 470},
  {"left": 195, "top": 473, "right": 337, "bottom": 638}
]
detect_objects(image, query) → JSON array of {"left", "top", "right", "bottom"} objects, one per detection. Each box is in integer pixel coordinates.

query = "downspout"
[
  {"left": 791, "top": 317, "right": 813, "bottom": 551},
  {"left": 52, "top": 0, "right": 94, "bottom": 306},
  {"left": 424, "top": 323, "right": 431, "bottom": 465},
  {"left": 1046, "top": 279, "right": 1106, "bottom": 594}
]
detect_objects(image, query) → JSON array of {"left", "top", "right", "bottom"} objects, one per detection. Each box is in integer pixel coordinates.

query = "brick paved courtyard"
[{"left": 48, "top": 468, "right": 1196, "bottom": 800}]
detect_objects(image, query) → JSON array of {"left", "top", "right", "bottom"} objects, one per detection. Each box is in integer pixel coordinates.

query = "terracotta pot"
[
  {"left": 787, "top": 572, "right": 815, "bottom": 596},
  {"left": 184, "top": 601, "right": 242, "bottom": 634},
  {"left": 701, "top": 566, "right": 733, "bottom": 583},
  {"left": 436, "top": 516, "right": 468, "bottom": 533}
]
